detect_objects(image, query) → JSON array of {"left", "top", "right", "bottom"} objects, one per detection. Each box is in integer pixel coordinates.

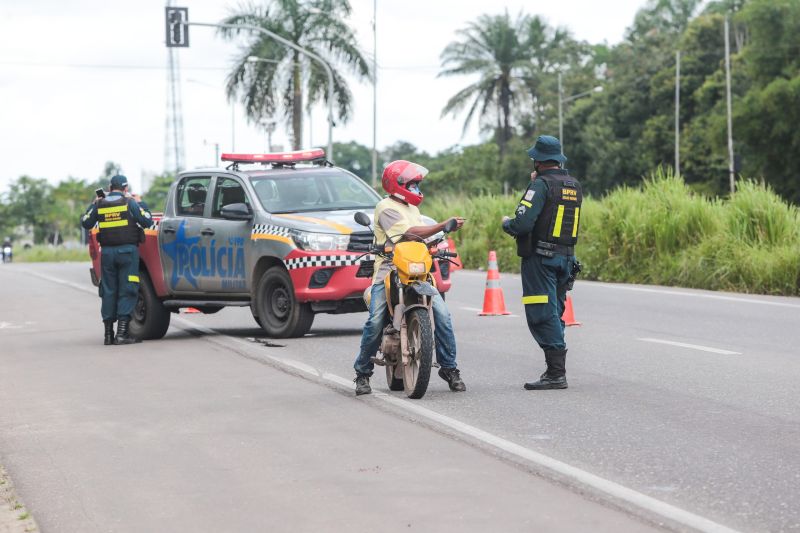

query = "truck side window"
[
  {"left": 212, "top": 177, "right": 250, "bottom": 218},
  {"left": 176, "top": 176, "right": 211, "bottom": 217}
]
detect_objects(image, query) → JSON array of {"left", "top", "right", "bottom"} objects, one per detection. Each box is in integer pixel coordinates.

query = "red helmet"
[{"left": 381, "top": 160, "right": 428, "bottom": 206}]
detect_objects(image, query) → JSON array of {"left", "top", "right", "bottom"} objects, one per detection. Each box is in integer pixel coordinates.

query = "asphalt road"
[{"left": 2, "top": 262, "right": 799, "bottom": 532}]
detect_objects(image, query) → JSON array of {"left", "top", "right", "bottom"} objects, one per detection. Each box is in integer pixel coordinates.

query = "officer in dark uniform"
[
  {"left": 80, "top": 175, "right": 154, "bottom": 345},
  {"left": 502, "top": 135, "right": 582, "bottom": 390}
]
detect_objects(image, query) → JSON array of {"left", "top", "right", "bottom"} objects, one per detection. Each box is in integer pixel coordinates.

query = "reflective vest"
[
  {"left": 97, "top": 196, "right": 140, "bottom": 246},
  {"left": 533, "top": 172, "right": 583, "bottom": 247}
]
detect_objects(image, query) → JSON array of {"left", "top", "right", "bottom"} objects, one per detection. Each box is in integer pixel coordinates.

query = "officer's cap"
[
  {"left": 527, "top": 135, "right": 566, "bottom": 164},
  {"left": 110, "top": 175, "right": 129, "bottom": 189}
]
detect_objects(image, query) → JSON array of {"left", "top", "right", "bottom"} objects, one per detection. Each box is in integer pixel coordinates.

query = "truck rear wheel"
[
  {"left": 130, "top": 270, "right": 171, "bottom": 340},
  {"left": 256, "top": 267, "right": 314, "bottom": 338}
]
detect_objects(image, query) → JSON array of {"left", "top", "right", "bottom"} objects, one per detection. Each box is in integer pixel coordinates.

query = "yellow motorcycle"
[{"left": 354, "top": 212, "right": 459, "bottom": 399}]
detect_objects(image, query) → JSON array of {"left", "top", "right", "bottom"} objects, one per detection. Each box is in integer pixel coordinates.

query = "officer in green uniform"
[
  {"left": 502, "top": 136, "right": 582, "bottom": 390},
  {"left": 80, "top": 175, "right": 154, "bottom": 345}
]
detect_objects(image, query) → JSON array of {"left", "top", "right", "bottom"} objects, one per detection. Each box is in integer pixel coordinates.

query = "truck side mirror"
[
  {"left": 354, "top": 212, "right": 371, "bottom": 227},
  {"left": 220, "top": 203, "right": 252, "bottom": 220}
]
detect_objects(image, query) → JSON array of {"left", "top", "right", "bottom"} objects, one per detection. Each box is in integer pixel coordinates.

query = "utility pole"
[
  {"left": 558, "top": 72, "right": 564, "bottom": 151},
  {"left": 725, "top": 15, "right": 735, "bottom": 194},
  {"left": 371, "top": 0, "right": 378, "bottom": 188},
  {"left": 675, "top": 50, "right": 681, "bottom": 176}
]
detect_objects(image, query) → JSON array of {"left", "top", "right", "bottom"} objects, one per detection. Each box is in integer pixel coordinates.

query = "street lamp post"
[
  {"left": 187, "top": 21, "right": 335, "bottom": 161},
  {"left": 557, "top": 72, "right": 603, "bottom": 154}
]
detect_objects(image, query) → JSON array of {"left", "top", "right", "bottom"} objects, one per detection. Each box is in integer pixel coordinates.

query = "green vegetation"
[
  {"left": 424, "top": 170, "right": 800, "bottom": 296},
  {"left": 14, "top": 245, "right": 90, "bottom": 263}
]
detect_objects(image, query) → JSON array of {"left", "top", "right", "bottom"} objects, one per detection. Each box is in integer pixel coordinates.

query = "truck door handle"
[
  {"left": 201, "top": 228, "right": 215, "bottom": 236},
  {"left": 162, "top": 226, "right": 176, "bottom": 234}
]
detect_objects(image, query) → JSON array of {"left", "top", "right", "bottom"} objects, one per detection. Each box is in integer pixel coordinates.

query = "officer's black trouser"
[
  {"left": 100, "top": 244, "right": 140, "bottom": 322},
  {"left": 520, "top": 253, "right": 576, "bottom": 351}
]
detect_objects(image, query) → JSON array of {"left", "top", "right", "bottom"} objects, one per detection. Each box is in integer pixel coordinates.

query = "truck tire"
[
  {"left": 130, "top": 270, "right": 171, "bottom": 340},
  {"left": 255, "top": 267, "right": 314, "bottom": 338}
]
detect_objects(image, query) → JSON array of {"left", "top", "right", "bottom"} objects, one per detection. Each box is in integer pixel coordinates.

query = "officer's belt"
[{"left": 535, "top": 240, "right": 574, "bottom": 257}]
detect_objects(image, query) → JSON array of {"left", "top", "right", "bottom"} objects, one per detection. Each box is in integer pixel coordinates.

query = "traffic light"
[{"left": 165, "top": 7, "right": 189, "bottom": 47}]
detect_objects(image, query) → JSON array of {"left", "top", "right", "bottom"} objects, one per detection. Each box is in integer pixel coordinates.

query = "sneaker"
[
  {"left": 438, "top": 367, "right": 466, "bottom": 392},
  {"left": 354, "top": 375, "right": 372, "bottom": 396}
]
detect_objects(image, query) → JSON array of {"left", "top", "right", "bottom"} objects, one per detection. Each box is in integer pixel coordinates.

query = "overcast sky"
[{"left": 0, "top": 0, "right": 647, "bottom": 194}]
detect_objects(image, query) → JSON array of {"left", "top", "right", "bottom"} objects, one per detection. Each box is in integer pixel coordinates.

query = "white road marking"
[
  {"left": 28, "top": 269, "right": 743, "bottom": 533},
  {"left": 591, "top": 282, "right": 800, "bottom": 309},
  {"left": 638, "top": 338, "right": 741, "bottom": 355},
  {"left": 459, "top": 306, "right": 519, "bottom": 317}
]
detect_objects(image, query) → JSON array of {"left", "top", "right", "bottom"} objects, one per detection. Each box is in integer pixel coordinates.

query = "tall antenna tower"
[{"left": 164, "top": 0, "right": 185, "bottom": 174}]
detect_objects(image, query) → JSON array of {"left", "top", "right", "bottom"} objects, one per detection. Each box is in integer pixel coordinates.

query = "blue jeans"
[{"left": 354, "top": 283, "right": 457, "bottom": 376}]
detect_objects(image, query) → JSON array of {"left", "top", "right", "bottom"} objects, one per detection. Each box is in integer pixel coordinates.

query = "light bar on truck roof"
[{"left": 220, "top": 149, "right": 326, "bottom": 164}]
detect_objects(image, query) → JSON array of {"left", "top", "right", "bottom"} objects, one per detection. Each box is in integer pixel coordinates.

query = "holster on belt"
[{"left": 534, "top": 240, "right": 574, "bottom": 257}]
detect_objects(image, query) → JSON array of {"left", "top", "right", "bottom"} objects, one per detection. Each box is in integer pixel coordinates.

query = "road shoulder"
[{"left": 0, "top": 464, "right": 37, "bottom": 533}]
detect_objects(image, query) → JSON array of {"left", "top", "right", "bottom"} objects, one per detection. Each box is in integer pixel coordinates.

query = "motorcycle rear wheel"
[
  {"left": 402, "top": 308, "right": 433, "bottom": 399},
  {"left": 385, "top": 364, "right": 404, "bottom": 391}
]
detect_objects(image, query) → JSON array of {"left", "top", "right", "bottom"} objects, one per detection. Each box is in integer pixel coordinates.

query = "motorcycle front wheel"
[{"left": 402, "top": 307, "right": 434, "bottom": 399}]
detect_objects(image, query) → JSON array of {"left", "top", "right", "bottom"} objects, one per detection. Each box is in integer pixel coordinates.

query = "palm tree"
[
  {"left": 439, "top": 12, "right": 583, "bottom": 158},
  {"left": 439, "top": 11, "right": 533, "bottom": 157},
  {"left": 219, "top": 0, "right": 371, "bottom": 150}
]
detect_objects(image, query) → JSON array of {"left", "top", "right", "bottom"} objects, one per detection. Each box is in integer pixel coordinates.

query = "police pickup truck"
[{"left": 88, "top": 149, "right": 455, "bottom": 340}]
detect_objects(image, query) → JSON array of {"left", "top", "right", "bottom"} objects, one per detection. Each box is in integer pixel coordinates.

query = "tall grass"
[
  {"left": 423, "top": 168, "right": 800, "bottom": 295},
  {"left": 13, "top": 245, "right": 90, "bottom": 263}
]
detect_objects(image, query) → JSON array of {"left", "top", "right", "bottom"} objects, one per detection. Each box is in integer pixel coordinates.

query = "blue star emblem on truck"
[{"left": 161, "top": 220, "right": 201, "bottom": 289}]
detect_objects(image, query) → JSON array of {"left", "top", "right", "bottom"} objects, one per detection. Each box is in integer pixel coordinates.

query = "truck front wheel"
[
  {"left": 130, "top": 270, "right": 171, "bottom": 340},
  {"left": 256, "top": 267, "right": 314, "bottom": 338}
]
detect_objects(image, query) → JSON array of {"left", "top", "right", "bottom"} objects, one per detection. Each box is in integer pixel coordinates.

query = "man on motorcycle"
[{"left": 353, "top": 160, "right": 467, "bottom": 396}]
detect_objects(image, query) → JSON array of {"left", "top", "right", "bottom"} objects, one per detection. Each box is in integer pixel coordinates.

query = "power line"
[{"left": 0, "top": 61, "right": 228, "bottom": 71}]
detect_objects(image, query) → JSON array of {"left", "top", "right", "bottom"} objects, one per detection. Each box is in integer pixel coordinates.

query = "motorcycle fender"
[
  {"left": 409, "top": 281, "right": 438, "bottom": 297},
  {"left": 392, "top": 303, "right": 405, "bottom": 331}
]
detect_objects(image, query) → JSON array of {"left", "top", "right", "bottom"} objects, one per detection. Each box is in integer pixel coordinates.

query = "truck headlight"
[{"left": 291, "top": 230, "right": 350, "bottom": 251}]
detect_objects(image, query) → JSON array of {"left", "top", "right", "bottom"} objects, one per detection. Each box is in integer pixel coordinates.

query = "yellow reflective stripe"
[
  {"left": 98, "top": 220, "right": 129, "bottom": 228},
  {"left": 520, "top": 200, "right": 532, "bottom": 208},
  {"left": 128, "top": 275, "right": 140, "bottom": 283},
  {"left": 552, "top": 205, "right": 565, "bottom": 238},
  {"left": 97, "top": 205, "right": 128, "bottom": 215},
  {"left": 522, "top": 295, "right": 548, "bottom": 305},
  {"left": 572, "top": 207, "right": 580, "bottom": 238}
]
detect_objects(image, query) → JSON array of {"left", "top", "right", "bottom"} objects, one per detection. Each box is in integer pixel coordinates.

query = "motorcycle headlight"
[
  {"left": 408, "top": 262, "right": 426, "bottom": 274},
  {"left": 291, "top": 230, "right": 350, "bottom": 251}
]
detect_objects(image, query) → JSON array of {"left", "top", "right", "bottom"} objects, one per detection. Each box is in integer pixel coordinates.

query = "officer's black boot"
[
  {"left": 114, "top": 319, "right": 141, "bottom": 345},
  {"left": 103, "top": 320, "right": 115, "bottom": 346},
  {"left": 524, "top": 349, "right": 568, "bottom": 390}
]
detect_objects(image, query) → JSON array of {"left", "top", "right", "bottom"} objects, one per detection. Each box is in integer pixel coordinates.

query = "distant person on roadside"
[
  {"left": 352, "top": 160, "right": 467, "bottom": 396},
  {"left": 501, "top": 135, "right": 582, "bottom": 390},
  {"left": 2, "top": 236, "right": 12, "bottom": 263},
  {"left": 80, "top": 175, "right": 153, "bottom": 345}
]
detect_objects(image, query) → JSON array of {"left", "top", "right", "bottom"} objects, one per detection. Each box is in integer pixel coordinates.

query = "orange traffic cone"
[
  {"left": 447, "top": 238, "right": 463, "bottom": 271},
  {"left": 183, "top": 307, "right": 201, "bottom": 314},
  {"left": 479, "top": 251, "right": 511, "bottom": 316},
  {"left": 562, "top": 295, "right": 581, "bottom": 326}
]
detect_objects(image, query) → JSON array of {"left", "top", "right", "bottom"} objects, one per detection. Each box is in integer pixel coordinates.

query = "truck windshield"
[{"left": 250, "top": 171, "right": 381, "bottom": 213}]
